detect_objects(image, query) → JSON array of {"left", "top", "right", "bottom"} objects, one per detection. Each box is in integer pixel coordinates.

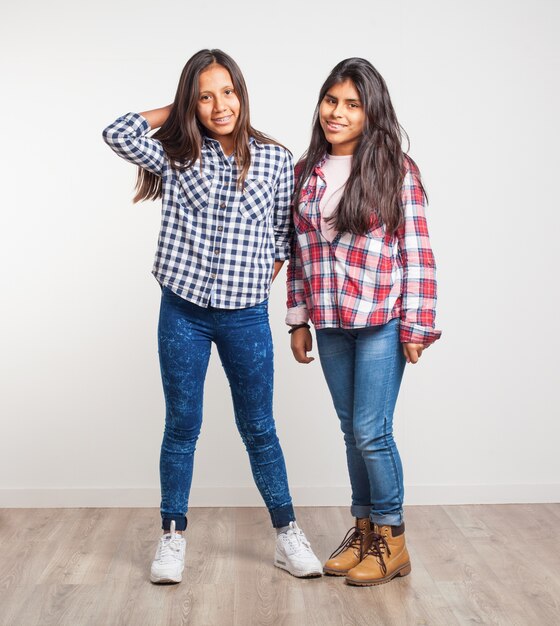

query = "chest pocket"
[
  {"left": 295, "top": 184, "right": 319, "bottom": 232},
  {"left": 238, "top": 178, "right": 274, "bottom": 222},
  {"left": 176, "top": 168, "right": 213, "bottom": 213},
  {"left": 295, "top": 201, "right": 316, "bottom": 233}
]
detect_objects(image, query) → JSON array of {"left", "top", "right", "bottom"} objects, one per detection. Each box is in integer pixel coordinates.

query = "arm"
[
  {"left": 139, "top": 105, "right": 172, "bottom": 130},
  {"left": 271, "top": 260, "right": 284, "bottom": 283},
  {"left": 286, "top": 171, "right": 313, "bottom": 364},
  {"left": 101, "top": 106, "right": 172, "bottom": 175},
  {"left": 397, "top": 161, "right": 442, "bottom": 358},
  {"left": 273, "top": 151, "right": 294, "bottom": 265},
  {"left": 286, "top": 161, "right": 309, "bottom": 314},
  {"left": 287, "top": 243, "right": 314, "bottom": 364}
]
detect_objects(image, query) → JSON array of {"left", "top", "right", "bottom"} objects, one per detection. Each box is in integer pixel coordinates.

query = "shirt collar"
[
  {"left": 202, "top": 135, "right": 259, "bottom": 151},
  {"left": 313, "top": 153, "right": 328, "bottom": 180}
]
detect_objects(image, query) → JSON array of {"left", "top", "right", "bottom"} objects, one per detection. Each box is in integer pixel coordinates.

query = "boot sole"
[
  {"left": 323, "top": 567, "right": 350, "bottom": 576},
  {"left": 346, "top": 562, "right": 412, "bottom": 586}
]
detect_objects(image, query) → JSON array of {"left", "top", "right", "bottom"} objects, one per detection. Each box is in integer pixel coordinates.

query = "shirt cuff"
[
  {"left": 285, "top": 305, "right": 310, "bottom": 326},
  {"left": 123, "top": 112, "right": 151, "bottom": 134},
  {"left": 399, "top": 321, "right": 442, "bottom": 346},
  {"left": 274, "top": 245, "right": 291, "bottom": 262}
]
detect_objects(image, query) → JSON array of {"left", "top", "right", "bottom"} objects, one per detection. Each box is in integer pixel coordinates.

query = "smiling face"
[
  {"left": 319, "top": 79, "right": 366, "bottom": 156},
  {"left": 196, "top": 63, "right": 240, "bottom": 152}
]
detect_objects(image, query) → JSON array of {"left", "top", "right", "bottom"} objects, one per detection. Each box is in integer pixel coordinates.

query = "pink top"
[
  {"left": 318, "top": 153, "right": 353, "bottom": 242},
  {"left": 286, "top": 153, "right": 352, "bottom": 325}
]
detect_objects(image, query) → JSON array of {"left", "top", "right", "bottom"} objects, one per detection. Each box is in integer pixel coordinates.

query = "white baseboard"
[{"left": 0, "top": 484, "right": 558, "bottom": 508}]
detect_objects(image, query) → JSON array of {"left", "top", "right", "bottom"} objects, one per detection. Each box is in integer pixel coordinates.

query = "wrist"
[{"left": 288, "top": 323, "right": 310, "bottom": 334}]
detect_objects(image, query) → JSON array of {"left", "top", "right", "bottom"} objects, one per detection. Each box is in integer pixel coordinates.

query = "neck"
[
  {"left": 330, "top": 145, "right": 356, "bottom": 157},
  {"left": 217, "top": 136, "right": 234, "bottom": 156},
  {"left": 329, "top": 137, "right": 359, "bottom": 157}
]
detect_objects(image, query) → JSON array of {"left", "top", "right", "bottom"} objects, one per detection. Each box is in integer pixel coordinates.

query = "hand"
[
  {"left": 402, "top": 342, "right": 425, "bottom": 364},
  {"left": 290, "top": 328, "right": 315, "bottom": 364},
  {"left": 139, "top": 105, "right": 173, "bottom": 130}
]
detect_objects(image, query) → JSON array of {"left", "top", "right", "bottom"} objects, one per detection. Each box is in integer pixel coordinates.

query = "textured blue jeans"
[
  {"left": 316, "top": 319, "right": 406, "bottom": 526},
  {"left": 158, "top": 287, "right": 295, "bottom": 531}
]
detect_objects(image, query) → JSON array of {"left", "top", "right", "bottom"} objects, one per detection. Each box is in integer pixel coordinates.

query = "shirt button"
[
  {"left": 220, "top": 202, "right": 226, "bottom": 209},
  {"left": 214, "top": 249, "right": 220, "bottom": 255},
  {"left": 211, "top": 273, "right": 217, "bottom": 279},
  {"left": 217, "top": 225, "right": 223, "bottom": 232}
]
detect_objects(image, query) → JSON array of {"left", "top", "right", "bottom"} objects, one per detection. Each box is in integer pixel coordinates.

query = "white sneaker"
[
  {"left": 150, "top": 520, "right": 186, "bottom": 584},
  {"left": 274, "top": 522, "right": 322, "bottom": 578}
]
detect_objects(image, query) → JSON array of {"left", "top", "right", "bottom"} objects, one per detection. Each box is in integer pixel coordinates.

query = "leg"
[
  {"left": 158, "top": 287, "right": 212, "bottom": 531},
  {"left": 315, "top": 328, "right": 371, "bottom": 520},
  {"left": 353, "top": 319, "right": 406, "bottom": 526},
  {"left": 214, "top": 300, "right": 295, "bottom": 528}
]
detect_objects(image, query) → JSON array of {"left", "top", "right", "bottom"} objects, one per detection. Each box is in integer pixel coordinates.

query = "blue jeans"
[
  {"left": 316, "top": 319, "right": 406, "bottom": 526},
  {"left": 158, "top": 287, "right": 295, "bottom": 531}
]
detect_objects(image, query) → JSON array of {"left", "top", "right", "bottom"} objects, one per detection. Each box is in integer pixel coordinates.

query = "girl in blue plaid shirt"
[{"left": 103, "top": 49, "right": 321, "bottom": 584}]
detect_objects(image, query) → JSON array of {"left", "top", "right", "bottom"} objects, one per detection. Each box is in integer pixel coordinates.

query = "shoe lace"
[
  {"left": 363, "top": 531, "right": 391, "bottom": 576},
  {"left": 284, "top": 523, "right": 312, "bottom": 553},
  {"left": 328, "top": 526, "right": 364, "bottom": 560},
  {"left": 157, "top": 534, "right": 183, "bottom": 564}
]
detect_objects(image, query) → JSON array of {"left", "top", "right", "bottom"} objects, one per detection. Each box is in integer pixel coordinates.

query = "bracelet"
[{"left": 288, "top": 323, "right": 310, "bottom": 334}]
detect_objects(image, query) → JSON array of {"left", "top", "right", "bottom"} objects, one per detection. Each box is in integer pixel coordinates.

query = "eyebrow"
[
  {"left": 199, "top": 85, "right": 235, "bottom": 95},
  {"left": 325, "top": 92, "right": 361, "bottom": 103}
]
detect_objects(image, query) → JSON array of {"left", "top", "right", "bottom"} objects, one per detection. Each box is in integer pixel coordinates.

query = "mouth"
[
  {"left": 212, "top": 114, "right": 234, "bottom": 125},
  {"left": 325, "top": 120, "right": 347, "bottom": 131}
]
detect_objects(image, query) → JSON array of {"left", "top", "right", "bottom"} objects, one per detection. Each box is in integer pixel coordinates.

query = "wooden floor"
[{"left": 1, "top": 505, "right": 559, "bottom": 625}]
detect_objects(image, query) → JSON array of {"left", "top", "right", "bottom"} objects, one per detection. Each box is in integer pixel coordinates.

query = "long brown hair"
[
  {"left": 295, "top": 58, "right": 423, "bottom": 235},
  {"left": 134, "top": 49, "right": 281, "bottom": 203}
]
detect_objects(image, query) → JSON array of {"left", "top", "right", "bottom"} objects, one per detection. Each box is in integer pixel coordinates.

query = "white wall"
[{"left": 1, "top": 0, "right": 558, "bottom": 508}]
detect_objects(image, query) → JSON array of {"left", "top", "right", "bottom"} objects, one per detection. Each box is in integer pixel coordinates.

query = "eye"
[
  {"left": 325, "top": 96, "right": 336, "bottom": 105},
  {"left": 224, "top": 89, "right": 234, "bottom": 95},
  {"left": 349, "top": 103, "right": 360, "bottom": 108},
  {"left": 200, "top": 94, "right": 211, "bottom": 101}
]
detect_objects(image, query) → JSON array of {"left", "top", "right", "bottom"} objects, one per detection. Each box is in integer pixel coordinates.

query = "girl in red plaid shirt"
[{"left": 286, "top": 58, "right": 441, "bottom": 586}]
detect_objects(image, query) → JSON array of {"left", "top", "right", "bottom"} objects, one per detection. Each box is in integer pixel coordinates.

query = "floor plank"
[{"left": 1, "top": 505, "right": 559, "bottom": 626}]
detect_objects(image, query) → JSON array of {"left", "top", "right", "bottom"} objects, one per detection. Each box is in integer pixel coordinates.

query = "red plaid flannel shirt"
[{"left": 286, "top": 155, "right": 442, "bottom": 345}]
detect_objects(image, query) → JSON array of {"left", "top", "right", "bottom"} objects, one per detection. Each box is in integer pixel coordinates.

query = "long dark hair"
[
  {"left": 134, "top": 49, "right": 281, "bottom": 202},
  {"left": 295, "top": 58, "right": 418, "bottom": 235}
]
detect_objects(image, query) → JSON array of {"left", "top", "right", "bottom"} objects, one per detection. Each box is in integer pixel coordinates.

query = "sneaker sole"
[
  {"left": 150, "top": 571, "right": 183, "bottom": 584},
  {"left": 345, "top": 562, "right": 412, "bottom": 586},
  {"left": 274, "top": 559, "right": 322, "bottom": 579}
]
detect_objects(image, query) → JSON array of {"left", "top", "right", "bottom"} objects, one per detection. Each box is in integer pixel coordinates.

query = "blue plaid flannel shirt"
[{"left": 103, "top": 112, "right": 293, "bottom": 309}]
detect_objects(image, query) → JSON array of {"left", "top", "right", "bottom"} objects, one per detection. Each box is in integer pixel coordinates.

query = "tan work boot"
[
  {"left": 323, "top": 518, "right": 372, "bottom": 576},
  {"left": 345, "top": 522, "right": 411, "bottom": 586}
]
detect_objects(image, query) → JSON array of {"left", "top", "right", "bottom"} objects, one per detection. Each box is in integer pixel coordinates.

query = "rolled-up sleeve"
[
  {"left": 286, "top": 234, "right": 308, "bottom": 310},
  {"left": 102, "top": 112, "right": 166, "bottom": 176},
  {"left": 397, "top": 164, "right": 442, "bottom": 346},
  {"left": 273, "top": 151, "right": 294, "bottom": 261}
]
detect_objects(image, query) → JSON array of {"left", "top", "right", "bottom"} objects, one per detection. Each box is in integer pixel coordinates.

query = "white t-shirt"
[
  {"left": 318, "top": 153, "right": 352, "bottom": 242},
  {"left": 286, "top": 153, "right": 352, "bottom": 324}
]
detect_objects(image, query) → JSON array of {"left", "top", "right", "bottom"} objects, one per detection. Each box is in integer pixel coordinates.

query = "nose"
[
  {"left": 332, "top": 101, "right": 344, "bottom": 118},
  {"left": 213, "top": 96, "right": 227, "bottom": 113}
]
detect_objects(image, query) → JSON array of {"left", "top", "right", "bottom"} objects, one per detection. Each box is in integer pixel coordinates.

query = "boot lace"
[
  {"left": 363, "top": 531, "right": 391, "bottom": 576},
  {"left": 328, "top": 527, "right": 364, "bottom": 560}
]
